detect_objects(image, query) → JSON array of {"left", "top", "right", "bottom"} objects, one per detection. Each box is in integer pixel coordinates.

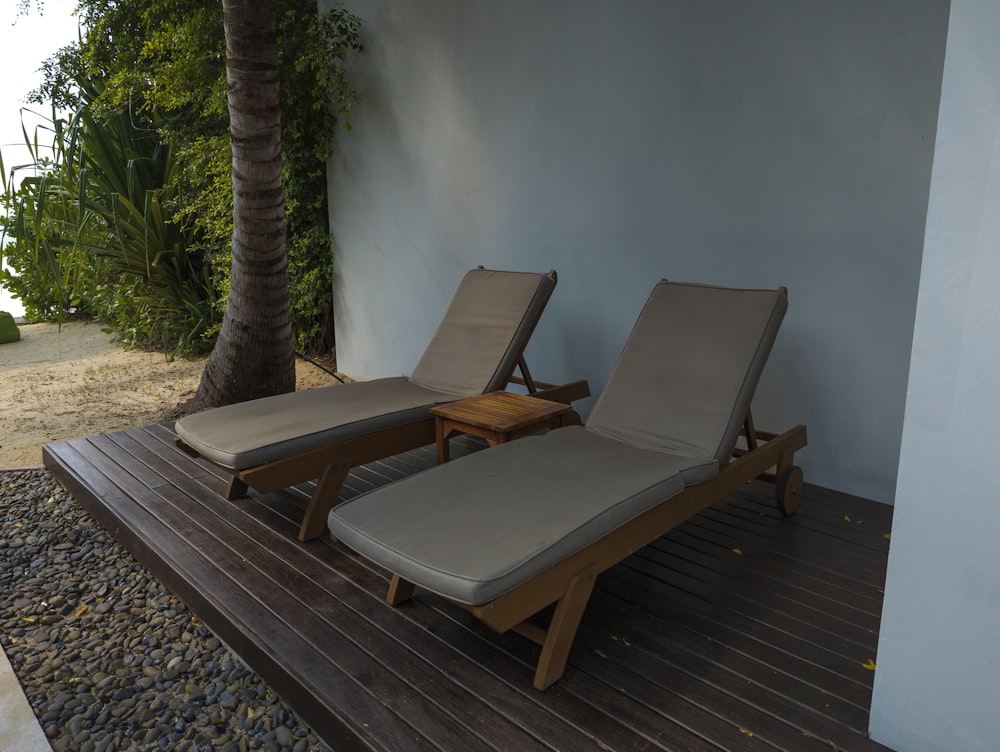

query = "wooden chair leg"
[
  {"left": 387, "top": 575, "right": 416, "bottom": 606},
  {"left": 742, "top": 408, "right": 759, "bottom": 452},
  {"left": 560, "top": 411, "right": 582, "bottom": 428},
  {"left": 436, "top": 420, "right": 451, "bottom": 464},
  {"left": 776, "top": 447, "right": 794, "bottom": 485},
  {"left": 517, "top": 355, "right": 538, "bottom": 393},
  {"left": 533, "top": 567, "right": 597, "bottom": 690},
  {"left": 225, "top": 475, "right": 249, "bottom": 500},
  {"left": 298, "top": 461, "right": 351, "bottom": 542}
]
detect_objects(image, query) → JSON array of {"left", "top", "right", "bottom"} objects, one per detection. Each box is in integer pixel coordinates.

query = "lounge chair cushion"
[
  {"left": 409, "top": 269, "right": 555, "bottom": 396},
  {"left": 328, "top": 425, "right": 716, "bottom": 605},
  {"left": 176, "top": 267, "right": 556, "bottom": 476},
  {"left": 175, "top": 378, "right": 458, "bottom": 470},
  {"left": 586, "top": 282, "right": 786, "bottom": 463}
]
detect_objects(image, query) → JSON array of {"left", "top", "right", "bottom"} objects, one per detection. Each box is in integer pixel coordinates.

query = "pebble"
[{"left": 0, "top": 469, "right": 327, "bottom": 751}]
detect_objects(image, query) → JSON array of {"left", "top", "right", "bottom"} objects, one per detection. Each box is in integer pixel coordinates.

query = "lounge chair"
[
  {"left": 175, "top": 267, "right": 590, "bottom": 541},
  {"left": 327, "top": 280, "right": 808, "bottom": 690}
]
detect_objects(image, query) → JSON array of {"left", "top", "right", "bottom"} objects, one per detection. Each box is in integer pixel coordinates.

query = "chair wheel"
[{"left": 776, "top": 465, "right": 803, "bottom": 516}]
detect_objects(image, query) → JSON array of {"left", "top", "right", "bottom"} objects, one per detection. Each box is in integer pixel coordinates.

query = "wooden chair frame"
[
  {"left": 386, "top": 413, "right": 807, "bottom": 690},
  {"left": 174, "top": 269, "right": 592, "bottom": 541},
  {"left": 176, "top": 373, "right": 590, "bottom": 541}
]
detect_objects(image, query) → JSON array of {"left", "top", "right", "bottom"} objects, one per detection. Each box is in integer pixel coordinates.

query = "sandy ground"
[{"left": 0, "top": 321, "right": 344, "bottom": 468}]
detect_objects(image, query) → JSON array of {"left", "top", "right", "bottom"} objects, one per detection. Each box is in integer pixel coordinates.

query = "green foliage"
[
  {"left": 14, "top": 0, "right": 362, "bottom": 353},
  {"left": 1, "top": 79, "right": 218, "bottom": 354},
  {"left": 276, "top": 5, "right": 362, "bottom": 352},
  {"left": 0, "top": 102, "right": 105, "bottom": 322}
]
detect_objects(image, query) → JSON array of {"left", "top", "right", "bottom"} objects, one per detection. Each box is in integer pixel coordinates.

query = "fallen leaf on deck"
[{"left": 862, "top": 659, "right": 876, "bottom": 671}]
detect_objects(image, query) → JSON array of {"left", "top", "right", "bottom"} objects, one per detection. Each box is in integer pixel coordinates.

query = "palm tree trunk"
[{"left": 196, "top": 0, "right": 295, "bottom": 407}]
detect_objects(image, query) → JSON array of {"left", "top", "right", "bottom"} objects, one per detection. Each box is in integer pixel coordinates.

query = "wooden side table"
[{"left": 430, "top": 391, "right": 572, "bottom": 463}]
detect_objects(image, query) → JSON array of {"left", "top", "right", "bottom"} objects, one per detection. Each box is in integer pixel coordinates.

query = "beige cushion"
[
  {"left": 586, "top": 281, "right": 786, "bottom": 463},
  {"left": 175, "top": 378, "right": 457, "bottom": 470},
  {"left": 409, "top": 269, "right": 555, "bottom": 396},
  {"left": 328, "top": 280, "right": 788, "bottom": 606},
  {"left": 328, "top": 426, "right": 716, "bottom": 605},
  {"left": 175, "top": 268, "right": 555, "bottom": 470}
]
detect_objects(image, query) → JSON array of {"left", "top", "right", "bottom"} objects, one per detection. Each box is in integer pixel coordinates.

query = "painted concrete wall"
[
  {"left": 323, "top": 0, "right": 949, "bottom": 502},
  {"left": 870, "top": 1, "right": 1000, "bottom": 749}
]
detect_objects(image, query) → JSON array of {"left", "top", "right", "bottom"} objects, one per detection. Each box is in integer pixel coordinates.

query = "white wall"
[
  {"left": 324, "top": 0, "right": 949, "bottom": 502},
  {"left": 870, "top": 1, "right": 1000, "bottom": 749}
]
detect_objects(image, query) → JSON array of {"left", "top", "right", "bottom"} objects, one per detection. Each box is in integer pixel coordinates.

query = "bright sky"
[{"left": 0, "top": 0, "right": 80, "bottom": 317}]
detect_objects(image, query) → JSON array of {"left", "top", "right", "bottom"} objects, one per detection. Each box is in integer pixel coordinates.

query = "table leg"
[{"left": 435, "top": 418, "right": 450, "bottom": 463}]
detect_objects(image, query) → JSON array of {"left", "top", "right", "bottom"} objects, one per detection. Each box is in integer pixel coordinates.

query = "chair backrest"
[
  {"left": 586, "top": 281, "right": 787, "bottom": 463},
  {"left": 409, "top": 268, "right": 557, "bottom": 397}
]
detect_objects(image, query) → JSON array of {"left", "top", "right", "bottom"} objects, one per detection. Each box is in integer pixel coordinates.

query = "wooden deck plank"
[
  {"left": 707, "top": 493, "right": 891, "bottom": 558},
  {"left": 44, "top": 423, "right": 894, "bottom": 752},
  {"left": 133, "top": 432, "right": 724, "bottom": 751},
  {"left": 598, "top": 570, "right": 875, "bottom": 731},
  {"left": 103, "top": 430, "right": 586, "bottom": 752},
  {"left": 638, "top": 541, "right": 883, "bottom": 641},
  {"left": 650, "top": 519, "right": 887, "bottom": 628},
  {"left": 667, "top": 520, "right": 886, "bottom": 598},
  {"left": 621, "top": 552, "right": 878, "bottom": 664},
  {"left": 705, "top": 497, "right": 891, "bottom": 574},
  {"left": 730, "top": 488, "right": 892, "bottom": 558},
  {"left": 569, "top": 625, "right": 849, "bottom": 752},
  {"left": 116, "top": 427, "right": 600, "bottom": 752},
  {"left": 657, "top": 524, "right": 885, "bottom": 616},
  {"left": 137, "top": 428, "right": 736, "bottom": 750},
  {"left": 43, "top": 438, "right": 427, "bottom": 752},
  {"left": 601, "top": 562, "right": 878, "bottom": 692},
  {"left": 572, "top": 617, "right": 881, "bottom": 752},
  {"left": 588, "top": 578, "right": 876, "bottom": 720},
  {"left": 129, "top": 425, "right": 697, "bottom": 751}
]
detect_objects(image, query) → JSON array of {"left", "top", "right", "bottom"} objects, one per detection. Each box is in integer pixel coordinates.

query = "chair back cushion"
[
  {"left": 409, "top": 269, "right": 555, "bottom": 396},
  {"left": 586, "top": 281, "right": 787, "bottom": 463}
]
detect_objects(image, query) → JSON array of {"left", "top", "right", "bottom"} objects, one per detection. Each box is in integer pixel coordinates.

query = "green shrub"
[
  {"left": 1, "top": 81, "right": 218, "bottom": 355},
  {"left": 8, "top": 1, "right": 362, "bottom": 355}
]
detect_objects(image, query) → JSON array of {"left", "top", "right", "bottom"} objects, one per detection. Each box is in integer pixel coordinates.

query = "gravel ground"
[{"left": 0, "top": 469, "right": 328, "bottom": 752}]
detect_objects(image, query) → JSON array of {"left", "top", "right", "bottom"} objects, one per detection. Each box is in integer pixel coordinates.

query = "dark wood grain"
[
  {"left": 430, "top": 391, "right": 570, "bottom": 432},
  {"left": 44, "top": 422, "right": 894, "bottom": 752}
]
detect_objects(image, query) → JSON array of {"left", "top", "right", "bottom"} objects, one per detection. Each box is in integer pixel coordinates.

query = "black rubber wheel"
[{"left": 776, "top": 465, "right": 804, "bottom": 516}]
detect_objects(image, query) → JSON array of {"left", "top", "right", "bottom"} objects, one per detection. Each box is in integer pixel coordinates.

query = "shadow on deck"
[{"left": 43, "top": 422, "right": 893, "bottom": 752}]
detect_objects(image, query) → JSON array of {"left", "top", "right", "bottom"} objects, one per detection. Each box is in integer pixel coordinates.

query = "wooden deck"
[{"left": 43, "top": 423, "right": 893, "bottom": 752}]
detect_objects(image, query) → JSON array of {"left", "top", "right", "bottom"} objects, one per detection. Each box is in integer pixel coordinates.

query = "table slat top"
[{"left": 431, "top": 391, "right": 571, "bottom": 432}]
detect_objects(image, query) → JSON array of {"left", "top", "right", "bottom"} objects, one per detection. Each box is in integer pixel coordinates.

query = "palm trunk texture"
[{"left": 196, "top": 0, "right": 296, "bottom": 408}]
